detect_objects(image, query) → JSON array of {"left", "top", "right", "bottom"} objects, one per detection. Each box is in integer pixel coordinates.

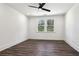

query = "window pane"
[
  {"left": 38, "top": 20, "right": 44, "bottom": 25},
  {"left": 47, "top": 20, "right": 54, "bottom": 25},
  {"left": 38, "top": 25, "right": 44, "bottom": 32},
  {"left": 47, "top": 26, "right": 54, "bottom": 32}
]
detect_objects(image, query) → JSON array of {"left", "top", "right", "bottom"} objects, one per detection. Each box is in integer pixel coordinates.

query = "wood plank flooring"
[{"left": 0, "top": 39, "right": 79, "bottom": 56}]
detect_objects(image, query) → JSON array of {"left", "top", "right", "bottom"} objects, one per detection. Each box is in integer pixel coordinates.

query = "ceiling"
[{"left": 6, "top": 3, "right": 74, "bottom": 16}]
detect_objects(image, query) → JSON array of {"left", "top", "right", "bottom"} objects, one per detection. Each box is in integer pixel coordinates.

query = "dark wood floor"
[{"left": 0, "top": 39, "right": 79, "bottom": 56}]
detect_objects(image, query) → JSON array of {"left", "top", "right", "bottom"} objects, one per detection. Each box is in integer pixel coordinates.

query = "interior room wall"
[
  {"left": 28, "top": 15, "right": 65, "bottom": 40},
  {"left": 65, "top": 4, "right": 79, "bottom": 52},
  {"left": 0, "top": 4, "right": 28, "bottom": 51}
]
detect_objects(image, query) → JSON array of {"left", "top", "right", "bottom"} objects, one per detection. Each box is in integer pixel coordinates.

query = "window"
[
  {"left": 47, "top": 20, "right": 54, "bottom": 32},
  {"left": 38, "top": 20, "right": 45, "bottom": 32},
  {"left": 38, "top": 19, "right": 54, "bottom": 32}
]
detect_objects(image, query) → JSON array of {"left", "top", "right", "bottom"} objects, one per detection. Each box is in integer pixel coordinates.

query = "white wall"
[
  {"left": 0, "top": 4, "right": 28, "bottom": 51},
  {"left": 28, "top": 15, "right": 65, "bottom": 40},
  {"left": 65, "top": 4, "right": 79, "bottom": 52}
]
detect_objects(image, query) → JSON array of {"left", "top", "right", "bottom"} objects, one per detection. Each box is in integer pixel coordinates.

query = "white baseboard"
[
  {"left": 29, "top": 39, "right": 64, "bottom": 41},
  {"left": 0, "top": 39, "right": 28, "bottom": 52},
  {"left": 28, "top": 38, "right": 64, "bottom": 40},
  {"left": 64, "top": 39, "right": 79, "bottom": 52}
]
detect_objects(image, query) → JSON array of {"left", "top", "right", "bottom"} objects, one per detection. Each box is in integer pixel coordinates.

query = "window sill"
[{"left": 36, "top": 31, "right": 55, "bottom": 33}]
